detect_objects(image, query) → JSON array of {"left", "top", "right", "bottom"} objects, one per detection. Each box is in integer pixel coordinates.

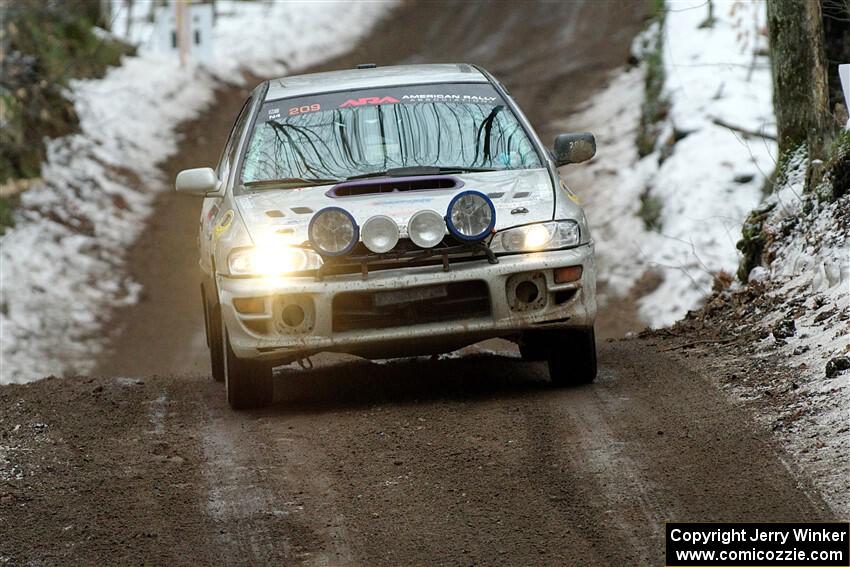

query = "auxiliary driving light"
[
  {"left": 446, "top": 190, "right": 496, "bottom": 241},
  {"left": 361, "top": 215, "right": 399, "bottom": 253},
  {"left": 408, "top": 210, "right": 446, "bottom": 248},
  {"left": 308, "top": 207, "right": 359, "bottom": 256}
]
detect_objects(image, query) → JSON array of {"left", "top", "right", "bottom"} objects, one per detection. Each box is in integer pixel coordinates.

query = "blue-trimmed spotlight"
[
  {"left": 308, "top": 207, "right": 359, "bottom": 256},
  {"left": 446, "top": 190, "right": 496, "bottom": 241}
]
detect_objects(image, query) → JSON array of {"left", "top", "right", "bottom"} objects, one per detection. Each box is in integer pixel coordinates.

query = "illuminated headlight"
[
  {"left": 228, "top": 246, "right": 322, "bottom": 276},
  {"left": 446, "top": 190, "right": 496, "bottom": 241},
  {"left": 308, "top": 207, "right": 359, "bottom": 256},
  {"left": 361, "top": 215, "right": 399, "bottom": 253},
  {"left": 408, "top": 210, "right": 446, "bottom": 248},
  {"left": 490, "top": 221, "right": 581, "bottom": 253}
]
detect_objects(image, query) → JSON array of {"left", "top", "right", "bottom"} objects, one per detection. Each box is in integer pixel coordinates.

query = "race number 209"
[{"left": 288, "top": 103, "right": 321, "bottom": 116}]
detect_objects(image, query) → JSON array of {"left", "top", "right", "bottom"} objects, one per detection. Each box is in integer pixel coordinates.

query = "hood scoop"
[{"left": 326, "top": 175, "right": 464, "bottom": 198}]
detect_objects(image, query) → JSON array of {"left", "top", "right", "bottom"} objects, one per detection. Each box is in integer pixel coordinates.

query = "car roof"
[{"left": 264, "top": 63, "right": 490, "bottom": 101}]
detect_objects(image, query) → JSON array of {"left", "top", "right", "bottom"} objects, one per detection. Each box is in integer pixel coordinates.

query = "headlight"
[
  {"left": 407, "top": 210, "right": 446, "bottom": 248},
  {"left": 228, "top": 245, "right": 322, "bottom": 276},
  {"left": 446, "top": 190, "right": 496, "bottom": 241},
  {"left": 308, "top": 207, "right": 359, "bottom": 256},
  {"left": 361, "top": 215, "right": 399, "bottom": 253},
  {"left": 490, "top": 221, "right": 581, "bottom": 253}
]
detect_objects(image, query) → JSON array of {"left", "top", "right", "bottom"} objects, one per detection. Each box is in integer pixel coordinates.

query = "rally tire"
[
  {"left": 547, "top": 328, "right": 597, "bottom": 386},
  {"left": 518, "top": 332, "right": 549, "bottom": 361},
  {"left": 208, "top": 302, "right": 226, "bottom": 383},
  {"left": 223, "top": 326, "right": 273, "bottom": 410},
  {"left": 202, "top": 283, "right": 225, "bottom": 383}
]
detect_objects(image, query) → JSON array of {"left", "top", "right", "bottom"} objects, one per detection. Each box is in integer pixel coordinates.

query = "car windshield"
[{"left": 240, "top": 82, "right": 543, "bottom": 188}]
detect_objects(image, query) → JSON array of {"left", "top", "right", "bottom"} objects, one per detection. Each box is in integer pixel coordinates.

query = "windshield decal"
[
  {"left": 288, "top": 103, "right": 321, "bottom": 116},
  {"left": 339, "top": 96, "right": 400, "bottom": 108},
  {"left": 401, "top": 94, "right": 498, "bottom": 103},
  {"left": 265, "top": 83, "right": 507, "bottom": 111}
]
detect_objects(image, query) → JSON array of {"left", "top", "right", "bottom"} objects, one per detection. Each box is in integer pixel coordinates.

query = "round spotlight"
[
  {"left": 408, "top": 210, "right": 445, "bottom": 248},
  {"left": 361, "top": 215, "right": 399, "bottom": 253},
  {"left": 308, "top": 207, "right": 359, "bottom": 256},
  {"left": 446, "top": 190, "right": 496, "bottom": 241}
]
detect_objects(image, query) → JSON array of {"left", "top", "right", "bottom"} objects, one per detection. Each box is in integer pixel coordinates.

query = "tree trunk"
[{"left": 766, "top": 0, "right": 834, "bottom": 165}]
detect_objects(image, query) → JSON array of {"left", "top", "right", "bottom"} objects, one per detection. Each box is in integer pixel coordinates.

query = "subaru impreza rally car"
[{"left": 176, "top": 63, "right": 599, "bottom": 409}]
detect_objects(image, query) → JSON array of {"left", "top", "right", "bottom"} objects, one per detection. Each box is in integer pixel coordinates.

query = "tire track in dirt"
[{"left": 1, "top": 344, "right": 836, "bottom": 564}]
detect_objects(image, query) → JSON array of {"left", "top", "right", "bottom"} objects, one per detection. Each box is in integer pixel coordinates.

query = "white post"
[
  {"left": 839, "top": 64, "right": 850, "bottom": 129},
  {"left": 175, "top": 1, "right": 190, "bottom": 67}
]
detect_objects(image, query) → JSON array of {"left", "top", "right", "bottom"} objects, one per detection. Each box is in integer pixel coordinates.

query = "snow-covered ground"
[
  {"left": 0, "top": 1, "right": 396, "bottom": 384},
  {"left": 744, "top": 147, "right": 849, "bottom": 515},
  {"left": 565, "top": 0, "right": 775, "bottom": 327}
]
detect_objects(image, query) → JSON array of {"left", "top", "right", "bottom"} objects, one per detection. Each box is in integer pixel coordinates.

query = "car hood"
[{"left": 235, "top": 169, "right": 556, "bottom": 246}]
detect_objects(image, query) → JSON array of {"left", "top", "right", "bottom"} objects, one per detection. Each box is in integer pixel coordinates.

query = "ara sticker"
[
  {"left": 214, "top": 210, "right": 234, "bottom": 238},
  {"left": 339, "top": 96, "right": 400, "bottom": 108},
  {"left": 268, "top": 108, "right": 281, "bottom": 120}
]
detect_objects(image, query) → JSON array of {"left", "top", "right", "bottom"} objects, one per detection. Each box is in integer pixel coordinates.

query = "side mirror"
[
  {"left": 553, "top": 133, "right": 596, "bottom": 166},
  {"left": 175, "top": 167, "right": 222, "bottom": 197}
]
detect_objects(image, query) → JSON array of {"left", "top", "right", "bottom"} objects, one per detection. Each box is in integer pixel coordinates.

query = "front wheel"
[
  {"left": 201, "top": 283, "right": 224, "bottom": 383},
  {"left": 223, "top": 325, "right": 273, "bottom": 410},
  {"left": 547, "top": 328, "right": 597, "bottom": 386},
  {"left": 518, "top": 332, "right": 549, "bottom": 361}
]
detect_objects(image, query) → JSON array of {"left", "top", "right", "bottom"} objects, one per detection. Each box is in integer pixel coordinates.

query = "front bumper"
[{"left": 217, "top": 244, "right": 597, "bottom": 363}]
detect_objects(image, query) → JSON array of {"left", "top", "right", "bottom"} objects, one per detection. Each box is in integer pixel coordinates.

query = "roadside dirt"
[{"left": 1, "top": 2, "right": 838, "bottom": 565}]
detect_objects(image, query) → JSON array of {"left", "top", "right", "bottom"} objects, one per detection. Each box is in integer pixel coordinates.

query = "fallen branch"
[
  {"left": 657, "top": 337, "right": 736, "bottom": 352},
  {"left": 711, "top": 117, "right": 777, "bottom": 141}
]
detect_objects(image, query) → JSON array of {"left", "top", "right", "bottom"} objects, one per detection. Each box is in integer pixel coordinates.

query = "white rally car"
[{"left": 176, "top": 64, "right": 598, "bottom": 409}]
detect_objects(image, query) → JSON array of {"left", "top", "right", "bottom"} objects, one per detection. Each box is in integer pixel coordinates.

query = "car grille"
[
  {"left": 332, "top": 281, "right": 491, "bottom": 332},
  {"left": 316, "top": 237, "right": 492, "bottom": 277}
]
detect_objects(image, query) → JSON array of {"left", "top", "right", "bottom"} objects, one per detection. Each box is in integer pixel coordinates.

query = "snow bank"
[
  {"left": 747, "top": 147, "right": 849, "bottom": 515},
  {"left": 563, "top": 0, "right": 775, "bottom": 327},
  {"left": 0, "top": 1, "right": 395, "bottom": 384}
]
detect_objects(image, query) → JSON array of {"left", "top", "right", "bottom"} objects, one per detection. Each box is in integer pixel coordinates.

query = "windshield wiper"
[
  {"left": 243, "top": 177, "right": 341, "bottom": 189},
  {"left": 346, "top": 166, "right": 499, "bottom": 180}
]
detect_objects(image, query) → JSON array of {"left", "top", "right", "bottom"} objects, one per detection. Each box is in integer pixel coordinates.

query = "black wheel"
[
  {"left": 547, "top": 328, "right": 597, "bottom": 386},
  {"left": 223, "top": 324, "right": 273, "bottom": 410},
  {"left": 518, "top": 332, "right": 548, "bottom": 361},
  {"left": 202, "top": 283, "right": 225, "bottom": 383}
]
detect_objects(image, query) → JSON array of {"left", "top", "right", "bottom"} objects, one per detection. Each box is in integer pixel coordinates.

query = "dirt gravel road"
[
  {"left": 1, "top": 342, "right": 835, "bottom": 565},
  {"left": 0, "top": 2, "right": 838, "bottom": 565}
]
